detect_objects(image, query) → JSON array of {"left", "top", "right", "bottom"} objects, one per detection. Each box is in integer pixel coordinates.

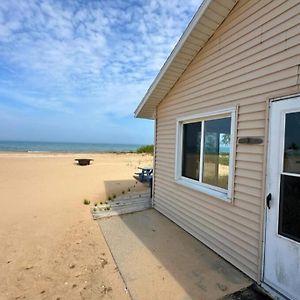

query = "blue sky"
[{"left": 0, "top": 0, "right": 201, "bottom": 144}]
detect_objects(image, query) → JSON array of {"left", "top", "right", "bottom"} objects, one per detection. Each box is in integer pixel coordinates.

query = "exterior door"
[{"left": 264, "top": 96, "right": 300, "bottom": 300}]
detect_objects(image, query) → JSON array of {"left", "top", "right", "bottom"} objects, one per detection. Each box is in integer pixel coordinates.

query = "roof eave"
[
  {"left": 134, "top": 0, "right": 212, "bottom": 120},
  {"left": 134, "top": 0, "right": 238, "bottom": 120}
]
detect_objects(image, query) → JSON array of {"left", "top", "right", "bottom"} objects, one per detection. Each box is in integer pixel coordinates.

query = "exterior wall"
[{"left": 154, "top": 0, "right": 300, "bottom": 280}]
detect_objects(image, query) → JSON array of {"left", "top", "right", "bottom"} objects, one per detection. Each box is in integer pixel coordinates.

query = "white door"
[{"left": 264, "top": 96, "right": 300, "bottom": 300}]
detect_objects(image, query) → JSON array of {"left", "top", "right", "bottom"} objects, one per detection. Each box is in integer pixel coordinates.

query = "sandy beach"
[{"left": 0, "top": 152, "right": 152, "bottom": 299}]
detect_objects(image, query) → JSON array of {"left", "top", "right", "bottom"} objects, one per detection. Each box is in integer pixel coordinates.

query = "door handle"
[{"left": 266, "top": 193, "right": 272, "bottom": 209}]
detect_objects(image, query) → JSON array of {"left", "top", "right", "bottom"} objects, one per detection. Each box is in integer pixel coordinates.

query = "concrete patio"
[{"left": 97, "top": 209, "right": 253, "bottom": 300}]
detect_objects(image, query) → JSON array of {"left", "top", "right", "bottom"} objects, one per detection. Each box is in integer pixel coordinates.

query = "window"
[
  {"left": 176, "top": 108, "right": 236, "bottom": 201},
  {"left": 182, "top": 122, "right": 201, "bottom": 180}
]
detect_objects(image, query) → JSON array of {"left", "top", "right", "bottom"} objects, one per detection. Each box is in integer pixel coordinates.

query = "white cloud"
[{"left": 0, "top": 0, "right": 202, "bottom": 117}]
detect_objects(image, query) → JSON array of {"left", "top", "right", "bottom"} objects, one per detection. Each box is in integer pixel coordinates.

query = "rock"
[
  {"left": 217, "top": 283, "right": 228, "bottom": 292},
  {"left": 101, "top": 285, "right": 112, "bottom": 295},
  {"left": 99, "top": 258, "right": 108, "bottom": 268},
  {"left": 69, "top": 264, "right": 75, "bottom": 269}
]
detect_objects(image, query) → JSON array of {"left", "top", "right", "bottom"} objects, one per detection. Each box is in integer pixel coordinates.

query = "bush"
[
  {"left": 83, "top": 199, "right": 90, "bottom": 205},
  {"left": 136, "top": 145, "right": 154, "bottom": 154}
]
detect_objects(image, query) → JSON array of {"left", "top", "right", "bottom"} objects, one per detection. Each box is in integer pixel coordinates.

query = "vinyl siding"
[{"left": 153, "top": 0, "right": 300, "bottom": 281}]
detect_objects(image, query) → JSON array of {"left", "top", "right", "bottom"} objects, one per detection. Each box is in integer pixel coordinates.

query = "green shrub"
[
  {"left": 136, "top": 145, "right": 154, "bottom": 154},
  {"left": 83, "top": 199, "right": 90, "bottom": 205}
]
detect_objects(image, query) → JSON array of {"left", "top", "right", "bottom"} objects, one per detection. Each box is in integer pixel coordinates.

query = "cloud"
[
  {"left": 0, "top": 0, "right": 202, "bottom": 142},
  {"left": 0, "top": 0, "right": 201, "bottom": 111}
]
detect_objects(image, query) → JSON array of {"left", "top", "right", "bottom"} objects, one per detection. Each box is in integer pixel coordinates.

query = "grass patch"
[
  {"left": 83, "top": 199, "right": 90, "bottom": 205},
  {"left": 136, "top": 144, "right": 154, "bottom": 154}
]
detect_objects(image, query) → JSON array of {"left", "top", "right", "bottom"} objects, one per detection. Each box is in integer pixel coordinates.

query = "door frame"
[{"left": 261, "top": 92, "right": 300, "bottom": 299}]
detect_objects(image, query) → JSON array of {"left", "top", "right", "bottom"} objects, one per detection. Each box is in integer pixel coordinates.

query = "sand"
[{"left": 0, "top": 152, "right": 153, "bottom": 300}]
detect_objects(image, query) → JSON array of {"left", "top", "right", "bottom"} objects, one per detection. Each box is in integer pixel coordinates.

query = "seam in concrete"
[{"left": 96, "top": 220, "right": 133, "bottom": 300}]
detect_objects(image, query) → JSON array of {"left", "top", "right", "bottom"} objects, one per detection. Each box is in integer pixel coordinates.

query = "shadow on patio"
[{"left": 96, "top": 203, "right": 253, "bottom": 300}]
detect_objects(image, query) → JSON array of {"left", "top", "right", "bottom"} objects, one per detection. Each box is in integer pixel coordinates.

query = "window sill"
[{"left": 175, "top": 178, "right": 232, "bottom": 203}]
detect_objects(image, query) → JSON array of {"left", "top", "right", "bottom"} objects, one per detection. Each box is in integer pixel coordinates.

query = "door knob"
[{"left": 266, "top": 193, "right": 272, "bottom": 209}]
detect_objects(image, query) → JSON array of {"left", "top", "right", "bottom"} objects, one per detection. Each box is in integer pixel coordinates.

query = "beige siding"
[{"left": 153, "top": 0, "right": 300, "bottom": 280}]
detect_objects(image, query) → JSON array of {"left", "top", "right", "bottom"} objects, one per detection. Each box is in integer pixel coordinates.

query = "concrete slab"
[{"left": 97, "top": 209, "right": 252, "bottom": 300}]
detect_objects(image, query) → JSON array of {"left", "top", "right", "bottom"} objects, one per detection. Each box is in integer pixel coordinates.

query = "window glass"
[
  {"left": 182, "top": 122, "right": 201, "bottom": 180},
  {"left": 278, "top": 174, "right": 300, "bottom": 243},
  {"left": 283, "top": 112, "right": 300, "bottom": 174},
  {"left": 202, "top": 118, "right": 231, "bottom": 189}
]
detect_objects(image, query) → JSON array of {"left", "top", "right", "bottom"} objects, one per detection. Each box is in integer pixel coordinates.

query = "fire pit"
[{"left": 75, "top": 159, "right": 94, "bottom": 166}]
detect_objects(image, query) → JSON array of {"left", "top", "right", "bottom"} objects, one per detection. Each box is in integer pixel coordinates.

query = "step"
[{"left": 92, "top": 200, "right": 152, "bottom": 219}]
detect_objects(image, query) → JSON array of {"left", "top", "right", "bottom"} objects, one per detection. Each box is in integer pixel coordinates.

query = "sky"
[{"left": 0, "top": 0, "right": 202, "bottom": 145}]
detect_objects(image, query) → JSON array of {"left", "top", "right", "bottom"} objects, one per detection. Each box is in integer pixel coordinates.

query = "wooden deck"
[{"left": 91, "top": 190, "right": 152, "bottom": 219}]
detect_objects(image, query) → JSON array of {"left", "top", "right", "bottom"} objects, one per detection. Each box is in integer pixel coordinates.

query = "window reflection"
[
  {"left": 203, "top": 118, "right": 231, "bottom": 189},
  {"left": 284, "top": 112, "right": 300, "bottom": 174},
  {"left": 279, "top": 174, "right": 300, "bottom": 243},
  {"left": 182, "top": 122, "right": 201, "bottom": 180}
]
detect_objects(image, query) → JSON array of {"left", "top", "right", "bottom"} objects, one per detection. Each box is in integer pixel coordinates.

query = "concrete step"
[
  {"left": 92, "top": 201, "right": 152, "bottom": 219},
  {"left": 91, "top": 191, "right": 152, "bottom": 219},
  {"left": 114, "top": 191, "right": 150, "bottom": 201}
]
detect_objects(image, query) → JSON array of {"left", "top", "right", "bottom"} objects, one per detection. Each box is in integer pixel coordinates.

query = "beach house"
[{"left": 135, "top": 0, "right": 300, "bottom": 298}]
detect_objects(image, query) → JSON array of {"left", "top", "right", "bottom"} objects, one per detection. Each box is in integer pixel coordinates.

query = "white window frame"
[{"left": 175, "top": 107, "right": 236, "bottom": 202}]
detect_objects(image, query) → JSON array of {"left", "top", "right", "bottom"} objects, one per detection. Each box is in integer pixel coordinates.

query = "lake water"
[{"left": 0, "top": 141, "right": 142, "bottom": 153}]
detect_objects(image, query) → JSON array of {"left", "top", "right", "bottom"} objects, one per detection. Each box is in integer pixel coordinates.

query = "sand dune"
[{"left": 0, "top": 152, "right": 152, "bottom": 299}]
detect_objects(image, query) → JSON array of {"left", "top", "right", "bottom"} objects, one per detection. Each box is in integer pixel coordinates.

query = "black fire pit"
[{"left": 75, "top": 159, "right": 94, "bottom": 166}]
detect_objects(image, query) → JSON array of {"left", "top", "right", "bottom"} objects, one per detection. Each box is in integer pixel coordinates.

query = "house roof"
[{"left": 134, "top": 0, "right": 238, "bottom": 119}]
